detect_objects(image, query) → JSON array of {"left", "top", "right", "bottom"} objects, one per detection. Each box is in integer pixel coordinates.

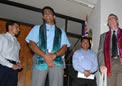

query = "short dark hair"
[
  {"left": 42, "top": 6, "right": 55, "bottom": 15},
  {"left": 107, "top": 13, "right": 119, "bottom": 26},
  {"left": 108, "top": 13, "right": 118, "bottom": 20},
  {"left": 6, "top": 21, "right": 19, "bottom": 32},
  {"left": 81, "top": 37, "right": 91, "bottom": 48}
]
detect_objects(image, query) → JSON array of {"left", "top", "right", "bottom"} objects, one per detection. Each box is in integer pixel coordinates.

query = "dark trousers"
[
  {"left": 72, "top": 77, "right": 97, "bottom": 86},
  {"left": 72, "top": 71, "right": 97, "bottom": 86},
  {"left": 0, "top": 64, "right": 18, "bottom": 86}
]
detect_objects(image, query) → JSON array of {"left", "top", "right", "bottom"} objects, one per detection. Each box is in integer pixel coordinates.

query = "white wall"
[
  {"left": 88, "top": 0, "right": 122, "bottom": 53},
  {"left": 101, "top": 0, "right": 122, "bottom": 34},
  {"left": 87, "top": 0, "right": 101, "bottom": 53}
]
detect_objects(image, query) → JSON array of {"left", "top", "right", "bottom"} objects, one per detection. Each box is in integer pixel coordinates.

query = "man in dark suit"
[{"left": 98, "top": 13, "right": 122, "bottom": 86}]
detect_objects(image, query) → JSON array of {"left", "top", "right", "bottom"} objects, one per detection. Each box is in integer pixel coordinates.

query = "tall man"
[
  {"left": 72, "top": 37, "right": 98, "bottom": 86},
  {"left": 0, "top": 21, "right": 22, "bottom": 86},
  {"left": 26, "top": 6, "right": 70, "bottom": 86},
  {"left": 98, "top": 14, "right": 122, "bottom": 86}
]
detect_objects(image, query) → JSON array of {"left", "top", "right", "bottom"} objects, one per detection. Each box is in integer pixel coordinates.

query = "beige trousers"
[{"left": 107, "top": 58, "right": 122, "bottom": 86}]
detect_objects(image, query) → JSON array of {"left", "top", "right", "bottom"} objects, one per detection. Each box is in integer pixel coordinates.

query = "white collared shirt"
[
  {"left": 111, "top": 29, "right": 117, "bottom": 36},
  {"left": 0, "top": 32, "right": 20, "bottom": 68}
]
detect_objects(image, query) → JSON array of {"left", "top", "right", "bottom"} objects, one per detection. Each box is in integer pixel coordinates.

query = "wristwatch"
[{"left": 55, "top": 52, "right": 58, "bottom": 57}]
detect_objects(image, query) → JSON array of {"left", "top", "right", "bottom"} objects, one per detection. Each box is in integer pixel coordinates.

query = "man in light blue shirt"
[
  {"left": 72, "top": 37, "right": 98, "bottom": 86},
  {"left": 25, "top": 6, "right": 70, "bottom": 86}
]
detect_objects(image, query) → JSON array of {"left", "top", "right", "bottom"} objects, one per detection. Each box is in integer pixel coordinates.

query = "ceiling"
[
  {"left": 0, "top": 0, "right": 97, "bottom": 50},
  {"left": 0, "top": 0, "right": 97, "bottom": 25}
]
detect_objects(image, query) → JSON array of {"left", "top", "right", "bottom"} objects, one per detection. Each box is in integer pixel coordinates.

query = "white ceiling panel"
[
  {"left": 0, "top": 3, "right": 43, "bottom": 25},
  {"left": 0, "top": 0, "right": 97, "bottom": 25},
  {"left": 9, "top": 0, "right": 97, "bottom": 20}
]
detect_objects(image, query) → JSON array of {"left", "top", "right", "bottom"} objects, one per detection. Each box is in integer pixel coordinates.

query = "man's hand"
[
  {"left": 48, "top": 53, "right": 57, "bottom": 60},
  {"left": 44, "top": 54, "right": 55, "bottom": 68},
  {"left": 12, "top": 64, "right": 22, "bottom": 70},
  {"left": 83, "top": 70, "right": 91, "bottom": 77},
  {"left": 100, "top": 65, "right": 107, "bottom": 73}
]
